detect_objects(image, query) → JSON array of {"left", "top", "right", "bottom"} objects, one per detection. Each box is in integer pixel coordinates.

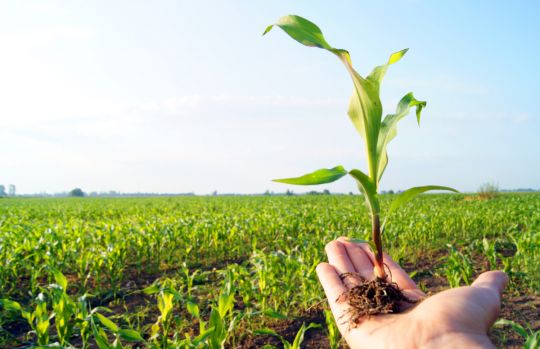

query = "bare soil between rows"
[
  {"left": 239, "top": 249, "right": 538, "bottom": 349},
  {"left": 3, "top": 251, "right": 538, "bottom": 349}
]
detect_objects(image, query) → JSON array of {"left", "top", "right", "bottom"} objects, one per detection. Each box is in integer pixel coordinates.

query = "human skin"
[{"left": 316, "top": 237, "right": 508, "bottom": 349}]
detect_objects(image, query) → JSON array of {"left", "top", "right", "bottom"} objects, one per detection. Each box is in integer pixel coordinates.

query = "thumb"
[{"left": 470, "top": 271, "right": 508, "bottom": 328}]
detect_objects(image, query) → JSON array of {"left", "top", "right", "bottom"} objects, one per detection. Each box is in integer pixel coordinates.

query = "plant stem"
[{"left": 372, "top": 214, "right": 386, "bottom": 279}]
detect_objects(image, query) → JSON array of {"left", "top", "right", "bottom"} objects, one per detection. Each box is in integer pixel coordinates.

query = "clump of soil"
[{"left": 338, "top": 273, "right": 417, "bottom": 327}]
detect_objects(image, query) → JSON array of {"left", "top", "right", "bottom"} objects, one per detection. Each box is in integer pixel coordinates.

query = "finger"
[
  {"left": 337, "top": 237, "right": 374, "bottom": 279},
  {"left": 316, "top": 262, "right": 348, "bottom": 303},
  {"left": 356, "top": 244, "right": 422, "bottom": 293},
  {"left": 325, "top": 240, "right": 356, "bottom": 275},
  {"left": 471, "top": 270, "right": 508, "bottom": 298},
  {"left": 470, "top": 271, "right": 508, "bottom": 327},
  {"left": 316, "top": 262, "right": 350, "bottom": 331}
]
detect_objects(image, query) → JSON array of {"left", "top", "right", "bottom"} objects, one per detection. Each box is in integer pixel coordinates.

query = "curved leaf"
[
  {"left": 94, "top": 313, "right": 119, "bottom": 333},
  {"left": 292, "top": 322, "right": 321, "bottom": 349},
  {"left": 349, "top": 169, "right": 379, "bottom": 215},
  {"left": 376, "top": 93, "right": 426, "bottom": 181},
  {"left": 366, "top": 49, "right": 409, "bottom": 88},
  {"left": 263, "top": 15, "right": 331, "bottom": 49},
  {"left": 273, "top": 166, "right": 347, "bottom": 185},
  {"left": 0, "top": 299, "right": 22, "bottom": 312},
  {"left": 388, "top": 185, "right": 458, "bottom": 216},
  {"left": 118, "top": 329, "right": 144, "bottom": 342},
  {"left": 50, "top": 267, "right": 68, "bottom": 291}
]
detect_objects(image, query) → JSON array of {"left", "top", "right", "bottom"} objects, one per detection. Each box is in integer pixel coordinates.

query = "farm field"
[{"left": 0, "top": 194, "right": 538, "bottom": 348}]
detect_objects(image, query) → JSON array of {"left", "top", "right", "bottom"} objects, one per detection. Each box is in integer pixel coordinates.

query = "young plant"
[
  {"left": 495, "top": 319, "right": 540, "bottom": 349},
  {"left": 264, "top": 15, "right": 457, "bottom": 280},
  {"left": 0, "top": 293, "right": 51, "bottom": 346},
  {"left": 255, "top": 322, "right": 321, "bottom": 349}
]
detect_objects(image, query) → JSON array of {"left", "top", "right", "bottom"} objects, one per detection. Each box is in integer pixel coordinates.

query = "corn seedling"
[
  {"left": 256, "top": 322, "right": 321, "bottom": 349},
  {"left": 91, "top": 310, "right": 145, "bottom": 349},
  {"left": 144, "top": 279, "right": 181, "bottom": 348},
  {"left": 444, "top": 244, "right": 474, "bottom": 288},
  {"left": 207, "top": 273, "right": 239, "bottom": 349},
  {"left": 324, "top": 308, "right": 340, "bottom": 349},
  {"left": 0, "top": 293, "right": 51, "bottom": 346},
  {"left": 264, "top": 14, "right": 457, "bottom": 317},
  {"left": 49, "top": 267, "right": 77, "bottom": 346},
  {"left": 183, "top": 273, "right": 239, "bottom": 349},
  {"left": 495, "top": 319, "right": 539, "bottom": 349}
]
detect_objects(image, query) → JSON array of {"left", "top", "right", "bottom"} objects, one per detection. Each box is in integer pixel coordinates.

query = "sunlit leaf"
[
  {"left": 348, "top": 169, "right": 379, "bottom": 214},
  {"left": 376, "top": 93, "right": 426, "bottom": 181},
  {"left": 118, "top": 329, "right": 144, "bottom": 342},
  {"left": 0, "top": 299, "right": 22, "bottom": 312},
  {"left": 273, "top": 166, "right": 347, "bottom": 185},
  {"left": 50, "top": 267, "right": 68, "bottom": 291},
  {"left": 94, "top": 313, "right": 119, "bottom": 333},
  {"left": 388, "top": 185, "right": 458, "bottom": 215},
  {"left": 263, "top": 15, "right": 331, "bottom": 49},
  {"left": 263, "top": 309, "right": 287, "bottom": 319},
  {"left": 254, "top": 328, "right": 279, "bottom": 336}
]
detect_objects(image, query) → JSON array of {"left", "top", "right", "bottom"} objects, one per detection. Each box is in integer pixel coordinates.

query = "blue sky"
[{"left": 1, "top": 1, "right": 539, "bottom": 194}]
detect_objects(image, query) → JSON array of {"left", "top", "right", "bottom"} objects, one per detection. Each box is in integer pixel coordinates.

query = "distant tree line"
[{"left": 0, "top": 184, "right": 16, "bottom": 197}]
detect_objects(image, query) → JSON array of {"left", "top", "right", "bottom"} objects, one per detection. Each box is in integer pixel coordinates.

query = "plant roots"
[{"left": 337, "top": 273, "right": 417, "bottom": 328}]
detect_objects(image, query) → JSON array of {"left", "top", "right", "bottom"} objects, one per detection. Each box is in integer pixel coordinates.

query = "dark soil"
[
  {"left": 235, "top": 307, "right": 341, "bottom": 349},
  {"left": 237, "top": 249, "right": 538, "bottom": 348},
  {"left": 337, "top": 273, "right": 416, "bottom": 327},
  {"left": 3, "top": 251, "right": 537, "bottom": 349}
]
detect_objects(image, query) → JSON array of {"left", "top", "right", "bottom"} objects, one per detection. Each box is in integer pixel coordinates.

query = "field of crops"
[{"left": 0, "top": 194, "right": 538, "bottom": 348}]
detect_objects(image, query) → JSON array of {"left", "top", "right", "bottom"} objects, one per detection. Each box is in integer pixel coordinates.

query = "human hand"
[{"left": 316, "top": 237, "right": 508, "bottom": 349}]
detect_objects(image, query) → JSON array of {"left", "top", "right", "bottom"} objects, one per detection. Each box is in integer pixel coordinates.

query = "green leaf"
[
  {"left": 263, "top": 309, "right": 287, "bottom": 319},
  {"left": 366, "top": 49, "right": 408, "bottom": 88},
  {"left": 273, "top": 166, "right": 347, "bottom": 185},
  {"left": 525, "top": 330, "right": 539, "bottom": 349},
  {"left": 94, "top": 313, "right": 119, "bottom": 333},
  {"left": 495, "top": 319, "right": 530, "bottom": 340},
  {"left": 376, "top": 92, "right": 426, "bottom": 181},
  {"left": 186, "top": 300, "right": 200, "bottom": 319},
  {"left": 388, "top": 49, "right": 408, "bottom": 64},
  {"left": 142, "top": 284, "right": 159, "bottom": 295},
  {"left": 349, "top": 169, "right": 379, "bottom": 215},
  {"left": 193, "top": 327, "right": 215, "bottom": 345},
  {"left": 254, "top": 328, "right": 279, "bottom": 336},
  {"left": 388, "top": 185, "right": 458, "bottom": 216},
  {"left": 50, "top": 267, "right": 68, "bottom": 291},
  {"left": 92, "top": 323, "right": 112, "bottom": 349},
  {"left": 118, "top": 329, "right": 144, "bottom": 342},
  {"left": 0, "top": 299, "right": 22, "bottom": 312},
  {"left": 292, "top": 323, "right": 321, "bottom": 349},
  {"left": 94, "top": 332, "right": 111, "bottom": 349},
  {"left": 263, "top": 15, "right": 332, "bottom": 49},
  {"left": 217, "top": 290, "right": 235, "bottom": 318}
]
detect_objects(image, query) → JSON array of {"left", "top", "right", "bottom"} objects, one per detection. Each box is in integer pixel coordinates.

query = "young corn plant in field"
[
  {"left": 264, "top": 15, "right": 457, "bottom": 318},
  {"left": 444, "top": 244, "right": 474, "bottom": 288},
  {"left": 183, "top": 273, "right": 239, "bottom": 349},
  {"left": 255, "top": 322, "right": 321, "bottom": 349},
  {"left": 0, "top": 293, "right": 51, "bottom": 346},
  {"left": 495, "top": 319, "right": 540, "bottom": 349},
  {"left": 144, "top": 279, "right": 181, "bottom": 348},
  {"left": 324, "top": 308, "right": 340, "bottom": 349}
]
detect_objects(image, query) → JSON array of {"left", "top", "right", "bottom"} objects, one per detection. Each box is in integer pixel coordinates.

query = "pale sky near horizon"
[{"left": 1, "top": 1, "right": 539, "bottom": 195}]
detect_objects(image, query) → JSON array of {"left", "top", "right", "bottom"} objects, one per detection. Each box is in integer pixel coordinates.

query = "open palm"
[{"left": 316, "top": 238, "right": 508, "bottom": 349}]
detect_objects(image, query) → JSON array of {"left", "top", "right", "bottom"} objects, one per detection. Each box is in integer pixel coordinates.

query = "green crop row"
[{"left": 0, "top": 193, "right": 538, "bottom": 348}]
